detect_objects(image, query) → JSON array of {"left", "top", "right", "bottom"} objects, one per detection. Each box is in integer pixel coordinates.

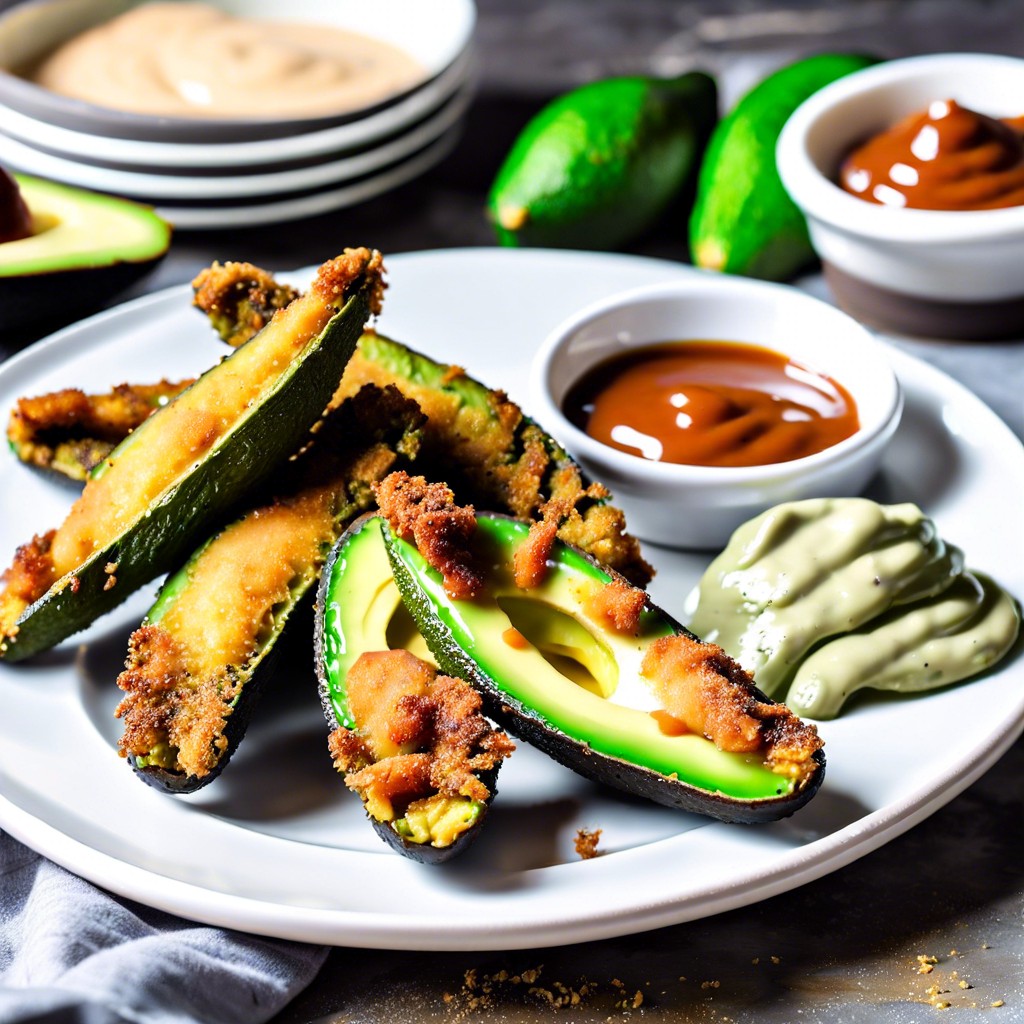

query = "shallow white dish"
[
  {"left": 0, "top": 84, "right": 471, "bottom": 200},
  {"left": 0, "top": 249, "right": 1020, "bottom": 951},
  {"left": 0, "top": 46, "right": 474, "bottom": 170}
]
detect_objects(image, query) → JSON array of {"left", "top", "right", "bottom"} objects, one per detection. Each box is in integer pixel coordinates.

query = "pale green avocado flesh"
[
  {"left": 1, "top": 174, "right": 170, "bottom": 276},
  {"left": 374, "top": 515, "right": 792, "bottom": 802}
]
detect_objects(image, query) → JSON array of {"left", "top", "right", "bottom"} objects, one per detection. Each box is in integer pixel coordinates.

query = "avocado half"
[
  {"left": 0, "top": 173, "right": 171, "bottom": 332},
  {"left": 381, "top": 513, "right": 825, "bottom": 825}
]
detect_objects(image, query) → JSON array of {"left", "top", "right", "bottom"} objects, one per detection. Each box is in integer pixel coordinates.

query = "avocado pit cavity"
[{"left": 0, "top": 167, "right": 32, "bottom": 245}]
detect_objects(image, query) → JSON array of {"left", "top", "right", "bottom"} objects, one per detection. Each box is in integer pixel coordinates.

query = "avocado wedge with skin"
[
  {"left": 117, "top": 383, "right": 425, "bottom": 794},
  {"left": 0, "top": 249, "right": 383, "bottom": 661},
  {"left": 316, "top": 514, "right": 511, "bottom": 862},
  {"left": 382, "top": 511, "right": 825, "bottom": 824},
  {"left": 0, "top": 173, "right": 171, "bottom": 331}
]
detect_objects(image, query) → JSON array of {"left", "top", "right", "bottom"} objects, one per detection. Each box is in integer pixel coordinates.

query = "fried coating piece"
[
  {"left": 0, "top": 532, "right": 57, "bottom": 636},
  {"left": 640, "top": 635, "right": 823, "bottom": 782},
  {"left": 331, "top": 649, "right": 514, "bottom": 823},
  {"left": 7, "top": 379, "right": 194, "bottom": 482},
  {"left": 584, "top": 577, "right": 647, "bottom": 634},
  {"left": 116, "top": 623, "right": 240, "bottom": 777},
  {"left": 191, "top": 261, "right": 301, "bottom": 347},
  {"left": 375, "top": 471, "right": 484, "bottom": 600},
  {"left": 512, "top": 499, "right": 565, "bottom": 590}
]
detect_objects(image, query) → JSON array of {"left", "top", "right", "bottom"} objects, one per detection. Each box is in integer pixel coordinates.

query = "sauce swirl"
[
  {"left": 841, "top": 99, "right": 1024, "bottom": 210},
  {"left": 562, "top": 341, "right": 859, "bottom": 469},
  {"left": 29, "top": 3, "right": 423, "bottom": 120}
]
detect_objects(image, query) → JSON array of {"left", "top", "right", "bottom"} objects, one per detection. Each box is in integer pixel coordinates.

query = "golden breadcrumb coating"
[
  {"left": 374, "top": 471, "right": 484, "bottom": 600},
  {"left": 330, "top": 650, "right": 514, "bottom": 821},
  {"left": 640, "top": 635, "right": 823, "bottom": 781}
]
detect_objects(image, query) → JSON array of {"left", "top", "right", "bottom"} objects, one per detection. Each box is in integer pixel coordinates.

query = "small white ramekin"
[
  {"left": 531, "top": 276, "right": 902, "bottom": 550},
  {"left": 777, "top": 53, "right": 1024, "bottom": 339}
]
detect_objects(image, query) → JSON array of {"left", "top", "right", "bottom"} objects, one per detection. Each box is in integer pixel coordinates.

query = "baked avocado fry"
[
  {"left": 317, "top": 517, "right": 514, "bottom": 861},
  {"left": 374, "top": 473, "right": 825, "bottom": 824},
  {"left": 0, "top": 248, "right": 384, "bottom": 661},
  {"left": 115, "top": 384, "right": 425, "bottom": 792},
  {"left": 7, "top": 378, "right": 194, "bottom": 483},
  {"left": 191, "top": 260, "right": 301, "bottom": 347}
]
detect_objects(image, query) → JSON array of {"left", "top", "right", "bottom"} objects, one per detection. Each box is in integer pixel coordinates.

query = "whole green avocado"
[
  {"left": 488, "top": 72, "right": 717, "bottom": 250},
  {"left": 690, "top": 53, "right": 877, "bottom": 281}
]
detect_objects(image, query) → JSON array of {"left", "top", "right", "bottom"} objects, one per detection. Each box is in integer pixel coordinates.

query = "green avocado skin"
[
  {"left": 488, "top": 72, "right": 717, "bottom": 250},
  {"left": 382, "top": 514, "right": 825, "bottom": 824},
  {"left": 690, "top": 53, "right": 877, "bottom": 280},
  {"left": 2, "top": 288, "right": 371, "bottom": 662}
]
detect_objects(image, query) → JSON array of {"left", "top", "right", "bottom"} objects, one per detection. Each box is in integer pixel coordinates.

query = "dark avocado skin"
[
  {"left": 365, "top": 766, "right": 500, "bottom": 865},
  {"left": 0, "top": 259, "right": 166, "bottom": 335},
  {"left": 313, "top": 513, "right": 502, "bottom": 863},
  {"left": 384, "top": 514, "right": 825, "bottom": 826}
]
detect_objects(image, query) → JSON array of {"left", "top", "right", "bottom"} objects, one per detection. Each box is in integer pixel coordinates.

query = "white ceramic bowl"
[
  {"left": 777, "top": 53, "right": 1024, "bottom": 339},
  {"left": 0, "top": 0, "right": 475, "bottom": 143},
  {"left": 531, "top": 277, "right": 902, "bottom": 550}
]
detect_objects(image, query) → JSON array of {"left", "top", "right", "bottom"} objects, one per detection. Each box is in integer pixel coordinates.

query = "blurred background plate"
[
  {"left": 147, "top": 127, "right": 461, "bottom": 229},
  {"left": 0, "top": 45, "right": 474, "bottom": 168},
  {"left": 0, "top": 0, "right": 475, "bottom": 142},
  {"left": 0, "top": 84, "right": 473, "bottom": 200}
]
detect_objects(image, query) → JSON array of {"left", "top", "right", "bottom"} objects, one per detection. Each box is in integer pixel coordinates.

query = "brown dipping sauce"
[
  {"left": 841, "top": 99, "right": 1024, "bottom": 210},
  {"left": 563, "top": 341, "right": 859, "bottom": 469}
]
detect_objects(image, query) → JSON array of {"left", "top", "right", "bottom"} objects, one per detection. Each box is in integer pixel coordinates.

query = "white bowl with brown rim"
[{"left": 776, "top": 53, "right": 1024, "bottom": 340}]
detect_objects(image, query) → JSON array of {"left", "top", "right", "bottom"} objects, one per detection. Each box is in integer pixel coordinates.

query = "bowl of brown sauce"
[
  {"left": 777, "top": 53, "right": 1024, "bottom": 339},
  {"left": 532, "top": 276, "right": 901, "bottom": 549}
]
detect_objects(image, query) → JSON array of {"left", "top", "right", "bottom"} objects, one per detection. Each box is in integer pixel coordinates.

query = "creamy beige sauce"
[
  {"left": 685, "top": 498, "right": 1019, "bottom": 719},
  {"left": 787, "top": 572, "right": 1020, "bottom": 719},
  {"left": 29, "top": 2, "right": 424, "bottom": 119}
]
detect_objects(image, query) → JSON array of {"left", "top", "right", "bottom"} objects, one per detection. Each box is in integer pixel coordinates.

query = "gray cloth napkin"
[{"left": 0, "top": 831, "right": 328, "bottom": 1024}]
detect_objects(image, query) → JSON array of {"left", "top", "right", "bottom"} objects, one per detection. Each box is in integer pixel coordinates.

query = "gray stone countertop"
[{"left": 2, "top": 2, "right": 1022, "bottom": 1021}]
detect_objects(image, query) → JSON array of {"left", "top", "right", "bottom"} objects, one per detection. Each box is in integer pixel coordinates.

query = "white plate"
[
  {"left": 0, "top": 249, "right": 1020, "bottom": 951},
  {"left": 0, "top": 84, "right": 472, "bottom": 200}
]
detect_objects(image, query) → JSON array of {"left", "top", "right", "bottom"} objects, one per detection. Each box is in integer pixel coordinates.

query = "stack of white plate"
[{"left": 0, "top": 0, "right": 475, "bottom": 228}]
